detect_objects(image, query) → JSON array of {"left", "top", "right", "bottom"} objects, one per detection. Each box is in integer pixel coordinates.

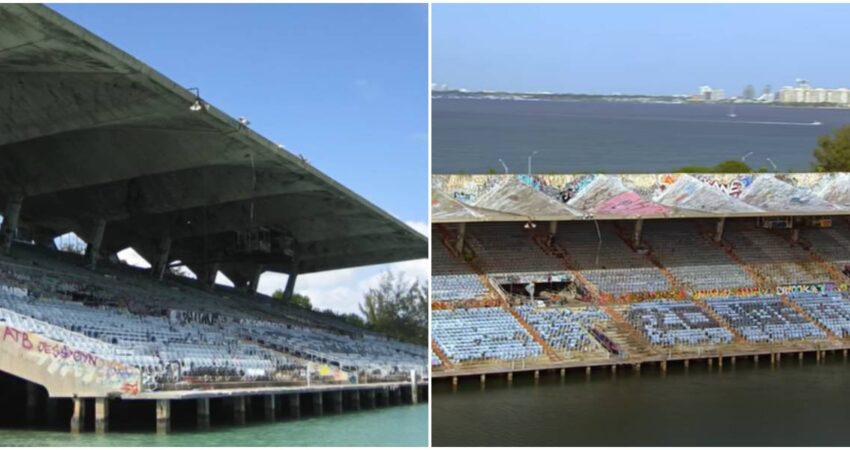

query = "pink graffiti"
[
  {"left": 592, "top": 192, "right": 669, "bottom": 215},
  {"left": 3, "top": 326, "right": 33, "bottom": 350}
]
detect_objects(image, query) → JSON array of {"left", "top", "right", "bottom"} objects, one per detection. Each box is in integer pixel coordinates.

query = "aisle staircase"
[{"left": 431, "top": 340, "right": 453, "bottom": 369}]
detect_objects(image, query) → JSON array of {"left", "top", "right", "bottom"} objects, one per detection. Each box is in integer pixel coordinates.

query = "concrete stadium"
[
  {"left": 431, "top": 173, "right": 850, "bottom": 384},
  {"left": 0, "top": 4, "right": 427, "bottom": 434}
]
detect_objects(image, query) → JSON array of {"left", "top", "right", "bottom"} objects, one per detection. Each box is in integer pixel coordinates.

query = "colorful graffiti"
[
  {"left": 0, "top": 325, "right": 141, "bottom": 397},
  {"left": 433, "top": 173, "right": 850, "bottom": 221}
]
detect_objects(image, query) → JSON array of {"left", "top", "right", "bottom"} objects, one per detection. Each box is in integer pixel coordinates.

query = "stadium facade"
[
  {"left": 0, "top": 4, "right": 427, "bottom": 434},
  {"left": 431, "top": 173, "right": 850, "bottom": 383}
]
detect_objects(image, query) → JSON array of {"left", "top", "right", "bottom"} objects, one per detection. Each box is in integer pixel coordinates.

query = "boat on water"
[
  {"left": 812, "top": 121, "right": 822, "bottom": 125},
  {"left": 727, "top": 104, "right": 737, "bottom": 118}
]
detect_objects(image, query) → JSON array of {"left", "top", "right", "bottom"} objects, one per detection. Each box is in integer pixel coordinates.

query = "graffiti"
[
  {"left": 776, "top": 282, "right": 845, "bottom": 296},
  {"left": 433, "top": 172, "right": 850, "bottom": 220},
  {"left": 691, "top": 286, "right": 767, "bottom": 300},
  {"left": 1, "top": 325, "right": 141, "bottom": 396}
]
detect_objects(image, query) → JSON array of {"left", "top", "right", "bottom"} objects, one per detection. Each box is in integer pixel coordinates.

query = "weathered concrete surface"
[
  {"left": 0, "top": 4, "right": 425, "bottom": 277},
  {"left": 0, "top": 324, "right": 141, "bottom": 398}
]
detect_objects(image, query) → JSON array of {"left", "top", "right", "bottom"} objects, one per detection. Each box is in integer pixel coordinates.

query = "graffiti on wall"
[
  {"left": 1, "top": 325, "right": 141, "bottom": 396},
  {"left": 433, "top": 173, "right": 850, "bottom": 221}
]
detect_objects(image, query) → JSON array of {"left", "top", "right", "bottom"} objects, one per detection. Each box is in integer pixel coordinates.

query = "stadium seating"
[
  {"left": 465, "top": 223, "right": 565, "bottom": 274},
  {"left": 705, "top": 296, "right": 825, "bottom": 342},
  {"left": 790, "top": 293, "right": 850, "bottom": 337},
  {"left": 642, "top": 222, "right": 755, "bottom": 290},
  {"left": 800, "top": 227, "right": 850, "bottom": 275},
  {"left": 432, "top": 274, "right": 489, "bottom": 301},
  {"left": 515, "top": 305, "right": 609, "bottom": 354},
  {"left": 431, "top": 307, "right": 542, "bottom": 363},
  {"left": 625, "top": 300, "right": 734, "bottom": 347}
]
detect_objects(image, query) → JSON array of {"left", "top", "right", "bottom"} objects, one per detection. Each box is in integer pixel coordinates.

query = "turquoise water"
[{"left": 0, "top": 404, "right": 428, "bottom": 447}]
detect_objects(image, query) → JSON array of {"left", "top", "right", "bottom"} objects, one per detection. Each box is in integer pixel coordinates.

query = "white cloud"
[{"left": 256, "top": 219, "right": 429, "bottom": 316}]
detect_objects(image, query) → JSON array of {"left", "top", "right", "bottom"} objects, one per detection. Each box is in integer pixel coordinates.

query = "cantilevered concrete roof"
[
  {"left": 0, "top": 4, "right": 426, "bottom": 281},
  {"left": 433, "top": 173, "right": 850, "bottom": 223}
]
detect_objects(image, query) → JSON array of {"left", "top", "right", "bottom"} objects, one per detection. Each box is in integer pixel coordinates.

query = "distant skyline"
[
  {"left": 433, "top": 4, "right": 850, "bottom": 96},
  {"left": 52, "top": 4, "right": 428, "bottom": 315}
]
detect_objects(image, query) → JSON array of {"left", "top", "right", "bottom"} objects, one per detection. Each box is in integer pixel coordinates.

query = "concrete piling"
[
  {"left": 289, "top": 394, "right": 301, "bottom": 419},
  {"left": 94, "top": 398, "right": 109, "bottom": 434},
  {"left": 197, "top": 398, "right": 210, "bottom": 429},
  {"left": 70, "top": 398, "right": 86, "bottom": 434},
  {"left": 156, "top": 399, "right": 170, "bottom": 434},
  {"left": 233, "top": 396, "right": 246, "bottom": 425},
  {"left": 332, "top": 391, "right": 343, "bottom": 413},
  {"left": 312, "top": 392, "right": 323, "bottom": 416},
  {"left": 264, "top": 395, "right": 277, "bottom": 421}
]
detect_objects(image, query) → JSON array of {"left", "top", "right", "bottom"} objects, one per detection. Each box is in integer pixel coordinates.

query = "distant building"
[{"left": 777, "top": 80, "right": 850, "bottom": 105}]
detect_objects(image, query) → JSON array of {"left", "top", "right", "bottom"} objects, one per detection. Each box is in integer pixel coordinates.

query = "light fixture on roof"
[
  {"left": 524, "top": 221, "right": 537, "bottom": 229},
  {"left": 187, "top": 87, "right": 207, "bottom": 112}
]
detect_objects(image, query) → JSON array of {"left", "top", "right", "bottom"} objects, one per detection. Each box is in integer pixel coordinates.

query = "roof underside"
[
  {"left": 0, "top": 4, "right": 426, "bottom": 280},
  {"left": 433, "top": 173, "right": 850, "bottom": 223}
]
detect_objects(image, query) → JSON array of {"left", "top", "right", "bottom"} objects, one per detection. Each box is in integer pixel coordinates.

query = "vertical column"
[
  {"left": 46, "top": 398, "right": 58, "bottom": 427},
  {"left": 70, "top": 398, "right": 86, "bottom": 434},
  {"left": 312, "top": 392, "right": 323, "bottom": 416},
  {"left": 247, "top": 266, "right": 264, "bottom": 295},
  {"left": 455, "top": 222, "right": 466, "bottom": 254},
  {"left": 94, "top": 398, "right": 109, "bottom": 434},
  {"left": 393, "top": 388, "right": 402, "bottom": 405},
  {"left": 367, "top": 389, "right": 376, "bottom": 409},
  {"left": 289, "top": 394, "right": 301, "bottom": 419},
  {"left": 86, "top": 218, "right": 107, "bottom": 270},
  {"left": 202, "top": 263, "right": 220, "bottom": 291},
  {"left": 197, "top": 398, "right": 210, "bottom": 429},
  {"left": 283, "top": 272, "right": 298, "bottom": 302},
  {"left": 633, "top": 219, "right": 644, "bottom": 248},
  {"left": 715, "top": 217, "right": 726, "bottom": 243},
  {"left": 1, "top": 193, "right": 24, "bottom": 254},
  {"left": 156, "top": 399, "right": 171, "bottom": 434},
  {"left": 351, "top": 390, "right": 361, "bottom": 411},
  {"left": 26, "top": 382, "right": 39, "bottom": 426},
  {"left": 332, "top": 391, "right": 343, "bottom": 414},
  {"left": 233, "top": 396, "right": 246, "bottom": 425},
  {"left": 264, "top": 395, "right": 276, "bottom": 421},
  {"left": 152, "top": 235, "right": 172, "bottom": 281},
  {"left": 410, "top": 370, "right": 418, "bottom": 404}
]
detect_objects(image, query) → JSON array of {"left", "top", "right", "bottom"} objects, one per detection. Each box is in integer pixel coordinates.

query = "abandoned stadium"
[
  {"left": 0, "top": 4, "right": 428, "bottom": 434},
  {"left": 431, "top": 173, "right": 850, "bottom": 385}
]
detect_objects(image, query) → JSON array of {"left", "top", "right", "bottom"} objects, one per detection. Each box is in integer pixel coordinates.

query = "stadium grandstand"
[
  {"left": 431, "top": 173, "right": 850, "bottom": 382},
  {"left": 0, "top": 4, "right": 427, "bottom": 433}
]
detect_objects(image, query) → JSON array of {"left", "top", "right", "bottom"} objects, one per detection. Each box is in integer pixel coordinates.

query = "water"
[
  {"left": 432, "top": 359, "right": 850, "bottom": 446},
  {"left": 0, "top": 404, "right": 428, "bottom": 447},
  {"left": 433, "top": 98, "right": 850, "bottom": 173}
]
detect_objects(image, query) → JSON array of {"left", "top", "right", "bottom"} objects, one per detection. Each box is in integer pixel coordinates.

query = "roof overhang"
[{"left": 0, "top": 4, "right": 426, "bottom": 275}]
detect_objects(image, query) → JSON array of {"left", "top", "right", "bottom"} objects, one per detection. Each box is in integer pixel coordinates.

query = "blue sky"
[
  {"left": 433, "top": 3, "right": 850, "bottom": 96},
  {"left": 50, "top": 4, "right": 428, "bottom": 314}
]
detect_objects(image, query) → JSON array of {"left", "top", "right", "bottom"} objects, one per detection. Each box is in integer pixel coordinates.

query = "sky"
[
  {"left": 50, "top": 4, "right": 429, "bottom": 315},
  {"left": 433, "top": 3, "right": 850, "bottom": 96}
]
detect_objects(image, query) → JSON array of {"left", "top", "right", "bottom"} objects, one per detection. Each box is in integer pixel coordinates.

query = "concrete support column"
[
  {"left": 264, "top": 395, "right": 277, "bottom": 421},
  {"left": 26, "top": 382, "right": 38, "bottom": 426},
  {"left": 332, "top": 391, "right": 343, "bottom": 413},
  {"left": 70, "top": 398, "right": 86, "bottom": 433},
  {"left": 660, "top": 360, "right": 667, "bottom": 373},
  {"left": 233, "top": 396, "right": 246, "bottom": 425},
  {"left": 792, "top": 228, "right": 800, "bottom": 243},
  {"left": 283, "top": 272, "right": 298, "bottom": 302},
  {"left": 367, "top": 390, "right": 376, "bottom": 409},
  {"left": 410, "top": 370, "right": 418, "bottom": 404},
  {"left": 633, "top": 219, "right": 644, "bottom": 248},
  {"left": 392, "top": 388, "right": 402, "bottom": 405},
  {"left": 86, "top": 218, "right": 107, "bottom": 270},
  {"left": 152, "top": 235, "right": 172, "bottom": 281},
  {"left": 351, "top": 390, "right": 361, "bottom": 411},
  {"left": 1, "top": 193, "right": 23, "bottom": 254},
  {"left": 202, "top": 263, "right": 220, "bottom": 291},
  {"left": 156, "top": 399, "right": 171, "bottom": 434},
  {"left": 94, "top": 398, "right": 109, "bottom": 434},
  {"left": 715, "top": 217, "right": 726, "bottom": 243},
  {"left": 312, "top": 392, "right": 323, "bottom": 416},
  {"left": 288, "top": 394, "right": 301, "bottom": 419},
  {"left": 455, "top": 222, "right": 466, "bottom": 254},
  {"left": 381, "top": 388, "right": 390, "bottom": 407},
  {"left": 560, "top": 368, "right": 566, "bottom": 378},
  {"left": 247, "top": 266, "right": 264, "bottom": 295},
  {"left": 46, "top": 398, "right": 58, "bottom": 426},
  {"left": 479, "top": 374, "right": 486, "bottom": 386},
  {"left": 197, "top": 398, "right": 210, "bottom": 429},
  {"left": 585, "top": 366, "right": 591, "bottom": 379}
]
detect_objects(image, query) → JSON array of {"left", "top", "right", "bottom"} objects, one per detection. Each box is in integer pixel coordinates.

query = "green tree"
[
  {"left": 271, "top": 290, "right": 313, "bottom": 310},
  {"left": 812, "top": 125, "right": 850, "bottom": 172},
  {"left": 359, "top": 271, "right": 427, "bottom": 345},
  {"left": 675, "top": 160, "right": 753, "bottom": 173}
]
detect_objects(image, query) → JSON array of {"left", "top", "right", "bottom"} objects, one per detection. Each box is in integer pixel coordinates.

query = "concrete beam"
[
  {"left": 156, "top": 399, "right": 171, "bottom": 434},
  {"left": 70, "top": 397, "right": 86, "bottom": 434},
  {"left": 94, "top": 397, "right": 109, "bottom": 434}
]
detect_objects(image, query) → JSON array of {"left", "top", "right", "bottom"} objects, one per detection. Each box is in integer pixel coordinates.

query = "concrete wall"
[{"left": 0, "top": 325, "right": 141, "bottom": 397}]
